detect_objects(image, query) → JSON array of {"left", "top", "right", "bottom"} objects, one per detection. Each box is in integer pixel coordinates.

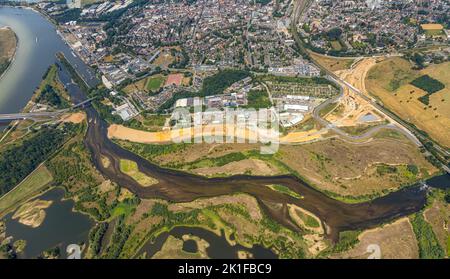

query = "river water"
[
  {"left": 139, "top": 227, "right": 277, "bottom": 259},
  {"left": 0, "top": 6, "right": 97, "bottom": 115},
  {"left": 0, "top": 6, "right": 449, "bottom": 259},
  {"left": 4, "top": 188, "right": 94, "bottom": 259}
]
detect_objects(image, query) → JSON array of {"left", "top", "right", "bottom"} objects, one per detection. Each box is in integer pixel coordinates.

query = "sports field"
[{"left": 123, "top": 74, "right": 166, "bottom": 94}]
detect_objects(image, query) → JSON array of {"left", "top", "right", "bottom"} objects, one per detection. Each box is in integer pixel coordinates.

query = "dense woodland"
[{"left": 0, "top": 123, "right": 77, "bottom": 197}]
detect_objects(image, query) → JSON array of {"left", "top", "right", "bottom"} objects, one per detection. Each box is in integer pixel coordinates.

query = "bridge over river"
[{"left": 0, "top": 97, "right": 96, "bottom": 121}]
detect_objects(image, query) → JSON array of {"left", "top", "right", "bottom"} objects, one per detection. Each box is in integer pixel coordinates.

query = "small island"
[
  {"left": 12, "top": 199, "right": 53, "bottom": 228},
  {"left": 0, "top": 26, "right": 17, "bottom": 77}
]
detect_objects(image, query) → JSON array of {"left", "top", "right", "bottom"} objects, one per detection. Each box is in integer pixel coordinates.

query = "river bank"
[
  {"left": 0, "top": 6, "right": 448, "bottom": 259},
  {"left": 0, "top": 6, "right": 98, "bottom": 115},
  {"left": 0, "top": 26, "right": 17, "bottom": 80}
]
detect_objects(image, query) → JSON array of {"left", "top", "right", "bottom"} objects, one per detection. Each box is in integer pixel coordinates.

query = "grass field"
[
  {"left": 119, "top": 159, "right": 158, "bottom": 187},
  {"left": 335, "top": 218, "right": 419, "bottom": 259},
  {"left": 152, "top": 48, "right": 176, "bottom": 67},
  {"left": 152, "top": 235, "right": 209, "bottom": 259},
  {"left": 81, "top": 0, "right": 105, "bottom": 6},
  {"left": 298, "top": 211, "right": 320, "bottom": 228},
  {"left": 424, "top": 29, "right": 445, "bottom": 37},
  {"left": 267, "top": 184, "right": 303, "bottom": 199},
  {"left": 146, "top": 75, "right": 165, "bottom": 91},
  {"left": 277, "top": 133, "right": 437, "bottom": 198},
  {"left": 124, "top": 114, "right": 167, "bottom": 132},
  {"left": 123, "top": 74, "right": 166, "bottom": 94},
  {"left": 0, "top": 165, "right": 53, "bottom": 217},
  {"left": 424, "top": 200, "right": 450, "bottom": 257},
  {"left": 111, "top": 202, "right": 136, "bottom": 217},
  {"left": 309, "top": 51, "right": 354, "bottom": 72},
  {"left": 0, "top": 27, "right": 17, "bottom": 76},
  {"left": 366, "top": 57, "right": 450, "bottom": 147},
  {"left": 330, "top": 40, "right": 342, "bottom": 51},
  {"left": 421, "top": 24, "right": 445, "bottom": 37}
]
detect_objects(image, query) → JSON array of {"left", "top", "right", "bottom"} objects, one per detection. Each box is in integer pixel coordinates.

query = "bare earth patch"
[{"left": 61, "top": 112, "right": 86, "bottom": 124}]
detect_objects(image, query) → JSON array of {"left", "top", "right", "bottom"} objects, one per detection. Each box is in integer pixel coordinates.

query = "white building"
[{"left": 284, "top": 104, "right": 309, "bottom": 112}]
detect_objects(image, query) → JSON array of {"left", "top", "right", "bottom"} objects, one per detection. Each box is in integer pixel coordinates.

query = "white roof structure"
[{"left": 284, "top": 104, "right": 309, "bottom": 112}]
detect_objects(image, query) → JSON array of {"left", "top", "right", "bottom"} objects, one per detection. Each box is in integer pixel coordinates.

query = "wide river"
[
  {"left": 0, "top": 6, "right": 449, "bottom": 258},
  {"left": 0, "top": 6, "right": 96, "bottom": 114}
]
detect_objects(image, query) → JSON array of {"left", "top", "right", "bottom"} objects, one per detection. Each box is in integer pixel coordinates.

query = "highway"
[
  {"left": 291, "top": 0, "right": 449, "bottom": 173},
  {"left": 0, "top": 98, "right": 96, "bottom": 121}
]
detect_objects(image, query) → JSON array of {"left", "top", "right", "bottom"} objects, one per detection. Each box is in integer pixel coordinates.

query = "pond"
[
  {"left": 4, "top": 188, "right": 94, "bottom": 259},
  {"left": 139, "top": 226, "right": 277, "bottom": 259}
]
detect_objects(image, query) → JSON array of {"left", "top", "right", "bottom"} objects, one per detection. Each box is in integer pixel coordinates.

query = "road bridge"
[{"left": 0, "top": 97, "right": 96, "bottom": 121}]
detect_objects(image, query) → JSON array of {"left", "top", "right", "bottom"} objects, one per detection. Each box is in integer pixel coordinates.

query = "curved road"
[
  {"left": 291, "top": 0, "right": 449, "bottom": 172},
  {"left": 291, "top": 0, "right": 424, "bottom": 147}
]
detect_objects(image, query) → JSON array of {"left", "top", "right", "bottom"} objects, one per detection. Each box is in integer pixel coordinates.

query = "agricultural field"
[
  {"left": 410, "top": 75, "right": 445, "bottom": 105},
  {"left": 366, "top": 57, "right": 450, "bottom": 147},
  {"left": 0, "top": 27, "right": 16, "bottom": 77}
]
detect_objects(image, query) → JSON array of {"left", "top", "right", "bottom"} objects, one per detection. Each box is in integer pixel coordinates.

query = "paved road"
[
  {"left": 291, "top": 0, "right": 449, "bottom": 173},
  {"left": 0, "top": 98, "right": 95, "bottom": 121},
  {"left": 311, "top": 77, "right": 423, "bottom": 146}
]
